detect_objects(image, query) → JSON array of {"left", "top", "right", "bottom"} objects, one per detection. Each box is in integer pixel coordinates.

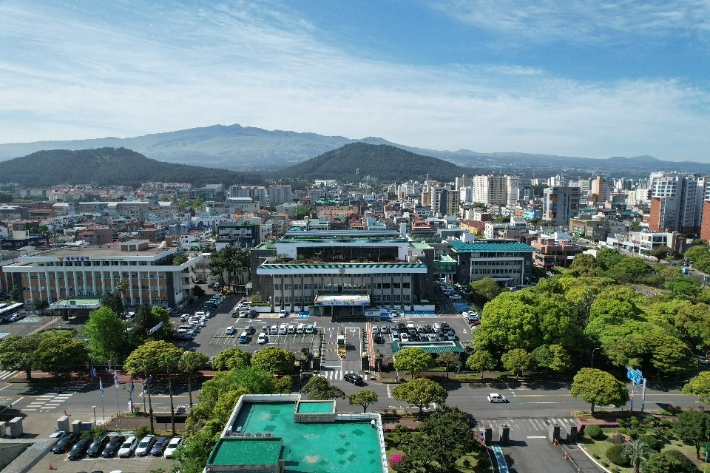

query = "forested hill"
[
  {"left": 0, "top": 147, "right": 263, "bottom": 188},
  {"left": 275, "top": 142, "right": 467, "bottom": 182}
]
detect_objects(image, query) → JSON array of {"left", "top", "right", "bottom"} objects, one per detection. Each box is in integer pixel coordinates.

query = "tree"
[
  {"left": 100, "top": 290, "right": 124, "bottom": 315},
  {"left": 532, "top": 344, "right": 572, "bottom": 373},
  {"left": 9, "top": 286, "right": 18, "bottom": 302},
  {"left": 393, "top": 347, "right": 433, "bottom": 378},
  {"left": 469, "top": 277, "right": 504, "bottom": 304},
  {"left": 32, "top": 299, "right": 49, "bottom": 312},
  {"left": 623, "top": 439, "right": 651, "bottom": 473},
  {"left": 212, "top": 348, "right": 252, "bottom": 371},
  {"left": 665, "top": 277, "right": 701, "bottom": 298},
  {"left": 230, "top": 367, "right": 278, "bottom": 395},
  {"left": 301, "top": 376, "right": 345, "bottom": 400},
  {"left": 596, "top": 248, "right": 623, "bottom": 270},
  {"left": 392, "top": 378, "right": 448, "bottom": 418},
  {"left": 0, "top": 335, "right": 40, "bottom": 379},
  {"left": 83, "top": 307, "right": 129, "bottom": 363},
  {"left": 178, "top": 351, "right": 209, "bottom": 409},
  {"left": 412, "top": 406, "right": 478, "bottom": 472},
  {"left": 501, "top": 348, "right": 534, "bottom": 379},
  {"left": 34, "top": 337, "right": 88, "bottom": 376},
  {"left": 436, "top": 352, "right": 460, "bottom": 378},
  {"left": 124, "top": 341, "right": 182, "bottom": 434},
  {"left": 348, "top": 389, "right": 379, "bottom": 412},
  {"left": 570, "top": 368, "right": 629, "bottom": 414},
  {"left": 466, "top": 350, "right": 497, "bottom": 378},
  {"left": 674, "top": 409, "right": 710, "bottom": 459},
  {"left": 644, "top": 449, "right": 700, "bottom": 473},
  {"left": 650, "top": 245, "right": 680, "bottom": 261},
  {"left": 251, "top": 346, "right": 295, "bottom": 374},
  {"left": 682, "top": 372, "right": 710, "bottom": 404},
  {"left": 570, "top": 254, "right": 598, "bottom": 276}
]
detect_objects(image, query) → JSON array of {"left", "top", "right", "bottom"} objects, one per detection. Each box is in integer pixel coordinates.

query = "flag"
[
  {"left": 99, "top": 379, "right": 104, "bottom": 398},
  {"left": 114, "top": 370, "right": 120, "bottom": 388},
  {"left": 90, "top": 367, "right": 96, "bottom": 378},
  {"left": 146, "top": 374, "right": 154, "bottom": 385},
  {"left": 129, "top": 379, "right": 135, "bottom": 397}
]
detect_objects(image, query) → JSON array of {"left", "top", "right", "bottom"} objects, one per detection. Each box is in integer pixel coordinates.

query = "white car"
[
  {"left": 164, "top": 436, "right": 184, "bottom": 458},
  {"left": 134, "top": 435, "right": 155, "bottom": 456},
  {"left": 258, "top": 334, "right": 268, "bottom": 344},
  {"left": 400, "top": 333, "right": 409, "bottom": 343},
  {"left": 487, "top": 393, "right": 508, "bottom": 403},
  {"left": 117, "top": 436, "right": 138, "bottom": 457},
  {"left": 225, "top": 326, "right": 236, "bottom": 335}
]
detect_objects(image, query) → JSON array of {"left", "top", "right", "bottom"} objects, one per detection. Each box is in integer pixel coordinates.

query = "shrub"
[
  {"left": 601, "top": 461, "right": 609, "bottom": 467},
  {"left": 611, "top": 434, "right": 625, "bottom": 444},
  {"left": 630, "top": 418, "right": 640, "bottom": 427},
  {"left": 585, "top": 424, "right": 603, "bottom": 439},
  {"left": 616, "top": 418, "right": 626, "bottom": 425},
  {"left": 593, "top": 454, "right": 600, "bottom": 459},
  {"left": 606, "top": 444, "right": 629, "bottom": 466},
  {"left": 644, "top": 416, "right": 657, "bottom": 425},
  {"left": 639, "top": 434, "right": 660, "bottom": 450},
  {"left": 389, "top": 453, "right": 403, "bottom": 467},
  {"left": 660, "top": 419, "right": 672, "bottom": 427},
  {"left": 626, "top": 428, "right": 638, "bottom": 438},
  {"left": 135, "top": 424, "right": 150, "bottom": 439}
]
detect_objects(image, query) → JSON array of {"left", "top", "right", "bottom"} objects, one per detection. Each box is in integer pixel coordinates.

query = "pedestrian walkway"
[
  {"left": 0, "top": 370, "right": 18, "bottom": 381},
  {"left": 319, "top": 368, "right": 367, "bottom": 381},
  {"left": 477, "top": 416, "right": 578, "bottom": 435},
  {"left": 19, "top": 384, "right": 84, "bottom": 413}
]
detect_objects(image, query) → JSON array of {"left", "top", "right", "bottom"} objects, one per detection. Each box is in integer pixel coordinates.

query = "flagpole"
[
  {"left": 115, "top": 371, "right": 121, "bottom": 417},
  {"left": 142, "top": 379, "right": 147, "bottom": 413},
  {"left": 100, "top": 379, "right": 105, "bottom": 426}
]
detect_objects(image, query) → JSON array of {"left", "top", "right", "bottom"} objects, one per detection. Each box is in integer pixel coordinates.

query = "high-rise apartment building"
[
  {"left": 229, "top": 185, "right": 268, "bottom": 206},
  {"left": 648, "top": 173, "right": 706, "bottom": 235},
  {"left": 465, "top": 175, "right": 519, "bottom": 206},
  {"left": 268, "top": 185, "right": 293, "bottom": 206},
  {"left": 700, "top": 180, "right": 710, "bottom": 241},
  {"left": 543, "top": 186, "right": 581, "bottom": 226}
]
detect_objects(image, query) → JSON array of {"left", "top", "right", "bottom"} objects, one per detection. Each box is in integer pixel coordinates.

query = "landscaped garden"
[{"left": 577, "top": 409, "right": 707, "bottom": 473}]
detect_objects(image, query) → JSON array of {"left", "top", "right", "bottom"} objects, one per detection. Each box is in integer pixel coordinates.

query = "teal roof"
[
  {"left": 261, "top": 263, "right": 426, "bottom": 270},
  {"left": 391, "top": 341, "right": 465, "bottom": 353},
  {"left": 449, "top": 240, "right": 535, "bottom": 253}
]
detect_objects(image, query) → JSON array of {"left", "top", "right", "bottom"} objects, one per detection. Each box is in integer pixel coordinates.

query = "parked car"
[
  {"left": 150, "top": 437, "right": 170, "bottom": 456},
  {"left": 117, "top": 436, "right": 138, "bottom": 458},
  {"left": 225, "top": 326, "right": 236, "bottom": 335},
  {"left": 134, "top": 435, "right": 156, "bottom": 456},
  {"left": 52, "top": 432, "right": 79, "bottom": 454},
  {"left": 102, "top": 435, "right": 126, "bottom": 457},
  {"left": 257, "top": 334, "right": 268, "bottom": 344},
  {"left": 164, "top": 436, "right": 184, "bottom": 458},
  {"left": 487, "top": 393, "right": 508, "bottom": 403},
  {"left": 306, "top": 325, "right": 315, "bottom": 334},
  {"left": 67, "top": 438, "right": 92, "bottom": 460},
  {"left": 344, "top": 373, "right": 364, "bottom": 385},
  {"left": 86, "top": 434, "right": 111, "bottom": 457},
  {"left": 372, "top": 325, "right": 380, "bottom": 334},
  {"left": 698, "top": 355, "right": 709, "bottom": 365},
  {"left": 238, "top": 331, "right": 249, "bottom": 344}
]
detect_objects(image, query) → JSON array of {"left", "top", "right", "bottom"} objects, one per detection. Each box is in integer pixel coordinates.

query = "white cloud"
[
  {"left": 0, "top": 0, "right": 708, "bottom": 161},
  {"left": 427, "top": 0, "right": 710, "bottom": 44}
]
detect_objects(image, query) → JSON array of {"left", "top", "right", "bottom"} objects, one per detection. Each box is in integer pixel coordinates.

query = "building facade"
[
  {"left": 448, "top": 240, "right": 535, "bottom": 286},
  {"left": 543, "top": 186, "right": 581, "bottom": 226}
]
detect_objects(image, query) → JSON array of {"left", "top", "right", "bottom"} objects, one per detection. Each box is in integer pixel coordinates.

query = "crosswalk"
[
  {"left": 21, "top": 385, "right": 84, "bottom": 412},
  {"left": 477, "top": 417, "right": 578, "bottom": 434},
  {"left": 319, "top": 369, "right": 366, "bottom": 381},
  {"left": 0, "top": 370, "right": 18, "bottom": 381}
]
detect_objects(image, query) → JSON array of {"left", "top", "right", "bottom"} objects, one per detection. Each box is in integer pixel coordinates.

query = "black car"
[
  {"left": 373, "top": 335, "right": 384, "bottom": 344},
  {"left": 344, "top": 373, "right": 364, "bottom": 385},
  {"left": 67, "top": 438, "right": 93, "bottom": 460},
  {"left": 101, "top": 435, "right": 125, "bottom": 458},
  {"left": 424, "top": 324, "right": 433, "bottom": 333},
  {"left": 441, "top": 323, "right": 450, "bottom": 330},
  {"left": 86, "top": 434, "right": 111, "bottom": 457},
  {"left": 150, "top": 436, "right": 170, "bottom": 456},
  {"left": 52, "top": 432, "right": 79, "bottom": 454},
  {"left": 397, "top": 323, "right": 406, "bottom": 331}
]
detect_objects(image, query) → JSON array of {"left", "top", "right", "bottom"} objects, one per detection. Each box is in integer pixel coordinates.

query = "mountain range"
[{"left": 1, "top": 123, "right": 709, "bottom": 178}]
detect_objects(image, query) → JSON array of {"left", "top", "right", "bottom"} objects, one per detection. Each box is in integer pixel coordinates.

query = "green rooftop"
[
  {"left": 449, "top": 240, "right": 535, "bottom": 253},
  {"left": 208, "top": 437, "right": 282, "bottom": 466},
  {"left": 297, "top": 400, "right": 335, "bottom": 414},
  {"left": 391, "top": 341, "right": 465, "bottom": 354},
  {"left": 232, "top": 401, "right": 382, "bottom": 473}
]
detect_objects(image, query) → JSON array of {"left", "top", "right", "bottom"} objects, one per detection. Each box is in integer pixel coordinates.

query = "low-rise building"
[
  {"left": 531, "top": 237, "right": 584, "bottom": 269},
  {"left": 448, "top": 239, "right": 535, "bottom": 287}
]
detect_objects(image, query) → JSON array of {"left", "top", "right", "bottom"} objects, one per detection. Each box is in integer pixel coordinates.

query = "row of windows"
[
  {"left": 37, "top": 260, "right": 163, "bottom": 267},
  {"left": 24, "top": 285, "right": 168, "bottom": 292},
  {"left": 472, "top": 268, "right": 520, "bottom": 275},
  {"left": 274, "top": 294, "right": 411, "bottom": 304},
  {"left": 27, "top": 272, "right": 167, "bottom": 280},
  {"left": 277, "top": 282, "right": 411, "bottom": 290}
]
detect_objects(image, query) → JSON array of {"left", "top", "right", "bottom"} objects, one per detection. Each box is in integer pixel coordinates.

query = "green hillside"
[
  {"left": 0, "top": 147, "right": 263, "bottom": 188},
  {"left": 275, "top": 142, "right": 466, "bottom": 182}
]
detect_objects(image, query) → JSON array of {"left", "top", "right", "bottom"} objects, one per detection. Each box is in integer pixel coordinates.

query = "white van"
[
  {"left": 287, "top": 324, "right": 296, "bottom": 334},
  {"left": 296, "top": 323, "right": 305, "bottom": 334},
  {"left": 270, "top": 325, "right": 279, "bottom": 335},
  {"left": 278, "top": 324, "right": 287, "bottom": 335}
]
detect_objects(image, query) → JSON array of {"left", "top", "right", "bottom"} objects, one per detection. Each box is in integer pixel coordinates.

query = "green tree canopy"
[
  {"left": 212, "top": 348, "right": 252, "bottom": 371},
  {"left": 301, "top": 376, "right": 345, "bottom": 400},
  {"left": 570, "top": 368, "right": 629, "bottom": 414},
  {"left": 596, "top": 248, "right": 624, "bottom": 270},
  {"left": 393, "top": 347, "right": 433, "bottom": 377},
  {"left": 251, "top": 346, "right": 296, "bottom": 374},
  {"left": 644, "top": 449, "right": 700, "bottom": 473},
  {"left": 348, "top": 389, "right": 379, "bottom": 412},
  {"left": 674, "top": 409, "right": 710, "bottom": 459},
  {"left": 532, "top": 344, "right": 572, "bottom": 372},
  {"left": 179, "top": 351, "right": 209, "bottom": 408},
  {"left": 34, "top": 337, "right": 88, "bottom": 376},
  {"left": 465, "top": 350, "right": 497, "bottom": 378},
  {"left": 100, "top": 290, "right": 124, "bottom": 315},
  {"left": 436, "top": 352, "right": 461, "bottom": 378},
  {"left": 468, "top": 277, "right": 504, "bottom": 304},
  {"left": 501, "top": 348, "right": 534, "bottom": 378},
  {"left": 682, "top": 372, "right": 710, "bottom": 404},
  {"left": 0, "top": 335, "right": 41, "bottom": 379},
  {"left": 83, "top": 307, "right": 129, "bottom": 363},
  {"left": 392, "top": 378, "right": 448, "bottom": 418}
]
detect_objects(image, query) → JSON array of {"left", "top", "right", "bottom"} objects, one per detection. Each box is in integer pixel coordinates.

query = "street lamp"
[{"left": 591, "top": 347, "right": 601, "bottom": 368}]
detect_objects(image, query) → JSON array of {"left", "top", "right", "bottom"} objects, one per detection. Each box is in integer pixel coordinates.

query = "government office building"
[
  {"left": 252, "top": 230, "right": 434, "bottom": 314},
  {"left": 3, "top": 240, "right": 204, "bottom": 309}
]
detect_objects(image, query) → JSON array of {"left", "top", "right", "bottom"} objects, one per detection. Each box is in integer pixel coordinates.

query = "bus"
[{"left": 0, "top": 302, "right": 24, "bottom": 323}]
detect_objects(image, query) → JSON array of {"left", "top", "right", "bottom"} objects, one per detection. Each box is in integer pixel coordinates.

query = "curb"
[{"left": 575, "top": 443, "right": 612, "bottom": 473}]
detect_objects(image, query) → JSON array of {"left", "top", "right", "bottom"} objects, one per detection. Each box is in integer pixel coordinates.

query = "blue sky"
[{"left": 1, "top": 0, "right": 709, "bottom": 161}]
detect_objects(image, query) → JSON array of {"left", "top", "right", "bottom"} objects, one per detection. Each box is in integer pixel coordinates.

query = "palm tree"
[{"left": 623, "top": 439, "right": 651, "bottom": 473}]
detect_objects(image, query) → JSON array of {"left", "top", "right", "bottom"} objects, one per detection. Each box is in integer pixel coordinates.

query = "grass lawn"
[
  {"left": 36, "top": 328, "right": 76, "bottom": 338},
  {"left": 385, "top": 432, "right": 493, "bottom": 472}
]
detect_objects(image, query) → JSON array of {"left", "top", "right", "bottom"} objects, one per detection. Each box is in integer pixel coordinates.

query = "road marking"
[
  {"left": 527, "top": 435, "right": 546, "bottom": 439},
  {"left": 387, "top": 385, "right": 392, "bottom": 399},
  {"left": 519, "top": 401, "right": 559, "bottom": 404},
  {"left": 11, "top": 397, "right": 25, "bottom": 406}
]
